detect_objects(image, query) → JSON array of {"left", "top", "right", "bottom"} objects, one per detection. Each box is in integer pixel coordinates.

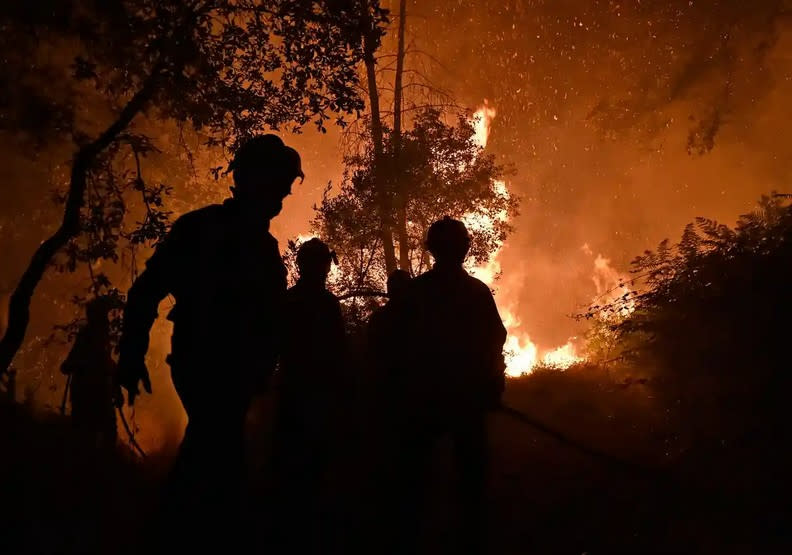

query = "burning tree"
[
  {"left": 0, "top": 0, "right": 388, "bottom": 375},
  {"left": 312, "top": 0, "right": 518, "bottom": 316},
  {"left": 315, "top": 108, "right": 515, "bottom": 295}
]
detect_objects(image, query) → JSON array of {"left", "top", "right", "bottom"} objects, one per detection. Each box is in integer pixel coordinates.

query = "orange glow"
[
  {"left": 591, "top": 253, "right": 635, "bottom": 321},
  {"left": 472, "top": 100, "right": 497, "bottom": 151},
  {"left": 466, "top": 104, "right": 582, "bottom": 376},
  {"left": 542, "top": 341, "right": 582, "bottom": 369}
]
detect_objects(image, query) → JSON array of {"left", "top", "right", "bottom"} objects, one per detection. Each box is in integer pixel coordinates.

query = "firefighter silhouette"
[
  {"left": 117, "top": 134, "right": 303, "bottom": 548},
  {"left": 274, "top": 238, "right": 346, "bottom": 554},
  {"left": 367, "top": 268, "right": 412, "bottom": 389},
  {"left": 384, "top": 217, "right": 507, "bottom": 555},
  {"left": 60, "top": 296, "right": 118, "bottom": 452}
]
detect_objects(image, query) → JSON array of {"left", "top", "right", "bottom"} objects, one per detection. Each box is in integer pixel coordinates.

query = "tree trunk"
[
  {"left": 393, "top": 0, "right": 411, "bottom": 272},
  {"left": 363, "top": 27, "right": 397, "bottom": 275},
  {"left": 392, "top": 0, "right": 407, "bottom": 144},
  {"left": 0, "top": 74, "right": 161, "bottom": 375}
]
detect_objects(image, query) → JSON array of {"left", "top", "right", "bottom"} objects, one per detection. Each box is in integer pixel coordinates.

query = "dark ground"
[{"left": 1, "top": 370, "right": 790, "bottom": 555}]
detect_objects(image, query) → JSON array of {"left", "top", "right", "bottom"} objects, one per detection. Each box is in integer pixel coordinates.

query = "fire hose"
[
  {"left": 62, "top": 378, "right": 646, "bottom": 467},
  {"left": 116, "top": 405, "right": 147, "bottom": 459},
  {"left": 121, "top": 404, "right": 649, "bottom": 470},
  {"left": 109, "top": 400, "right": 649, "bottom": 469},
  {"left": 498, "top": 404, "right": 660, "bottom": 476},
  {"left": 59, "top": 374, "right": 72, "bottom": 416}
]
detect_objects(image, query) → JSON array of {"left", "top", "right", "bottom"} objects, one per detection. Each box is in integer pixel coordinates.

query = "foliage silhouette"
[
  {"left": 0, "top": 0, "right": 388, "bottom": 375},
  {"left": 314, "top": 108, "right": 517, "bottom": 317},
  {"left": 589, "top": 193, "right": 792, "bottom": 450}
]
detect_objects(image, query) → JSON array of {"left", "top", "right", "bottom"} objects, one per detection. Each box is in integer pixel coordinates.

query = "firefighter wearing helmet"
[
  {"left": 384, "top": 216, "right": 507, "bottom": 555},
  {"left": 117, "top": 134, "right": 303, "bottom": 547},
  {"left": 273, "top": 237, "right": 346, "bottom": 552}
]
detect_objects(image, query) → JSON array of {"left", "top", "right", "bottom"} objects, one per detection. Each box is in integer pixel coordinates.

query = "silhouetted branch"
[{"left": 0, "top": 64, "right": 165, "bottom": 375}]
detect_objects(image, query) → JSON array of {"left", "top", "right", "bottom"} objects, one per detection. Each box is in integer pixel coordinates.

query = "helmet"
[
  {"left": 297, "top": 238, "right": 335, "bottom": 276},
  {"left": 426, "top": 216, "right": 470, "bottom": 264},
  {"left": 228, "top": 134, "right": 305, "bottom": 183},
  {"left": 386, "top": 269, "right": 412, "bottom": 300}
]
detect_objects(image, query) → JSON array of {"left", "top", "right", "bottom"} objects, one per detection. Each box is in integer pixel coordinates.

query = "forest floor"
[{"left": 1, "top": 367, "right": 790, "bottom": 555}]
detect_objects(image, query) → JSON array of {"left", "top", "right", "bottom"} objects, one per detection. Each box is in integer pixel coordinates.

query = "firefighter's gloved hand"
[{"left": 117, "top": 356, "right": 152, "bottom": 406}]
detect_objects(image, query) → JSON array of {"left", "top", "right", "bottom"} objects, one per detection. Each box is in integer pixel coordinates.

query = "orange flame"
[
  {"left": 591, "top": 252, "right": 635, "bottom": 321},
  {"left": 472, "top": 100, "right": 497, "bottom": 149},
  {"left": 466, "top": 103, "right": 582, "bottom": 376}
]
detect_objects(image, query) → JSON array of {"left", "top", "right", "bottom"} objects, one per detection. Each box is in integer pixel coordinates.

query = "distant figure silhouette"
[
  {"left": 116, "top": 134, "right": 303, "bottom": 547},
  {"left": 361, "top": 269, "right": 414, "bottom": 548},
  {"left": 386, "top": 217, "right": 507, "bottom": 555},
  {"left": 274, "top": 238, "right": 345, "bottom": 554},
  {"left": 60, "top": 296, "right": 118, "bottom": 452},
  {"left": 367, "top": 269, "right": 412, "bottom": 389}
]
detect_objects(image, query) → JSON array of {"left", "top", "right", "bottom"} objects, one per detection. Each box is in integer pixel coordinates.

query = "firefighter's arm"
[{"left": 117, "top": 219, "right": 186, "bottom": 405}]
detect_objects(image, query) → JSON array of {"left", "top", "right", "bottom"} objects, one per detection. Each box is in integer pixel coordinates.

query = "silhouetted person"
[
  {"left": 367, "top": 269, "right": 412, "bottom": 388},
  {"left": 357, "top": 269, "right": 413, "bottom": 548},
  {"left": 386, "top": 217, "right": 507, "bottom": 555},
  {"left": 274, "top": 238, "right": 345, "bottom": 554},
  {"left": 60, "top": 296, "right": 118, "bottom": 452},
  {"left": 116, "top": 134, "right": 303, "bottom": 549}
]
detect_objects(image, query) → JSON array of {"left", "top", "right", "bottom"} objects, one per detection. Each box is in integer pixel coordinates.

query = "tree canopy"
[
  {"left": 314, "top": 107, "right": 517, "bottom": 300},
  {"left": 0, "top": 0, "right": 388, "bottom": 374},
  {"left": 1, "top": 0, "right": 384, "bottom": 143}
]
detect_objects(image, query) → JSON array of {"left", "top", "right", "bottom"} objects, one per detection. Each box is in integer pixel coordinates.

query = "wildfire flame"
[
  {"left": 298, "top": 104, "right": 598, "bottom": 376},
  {"left": 466, "top": 103, "right": 582, "bottom": 376},
  {"left": 590, "top": 252, "right": 635, "bottom": 321},
  {"left": 472, "top": 100, "right": 497, "bottom": 151}
]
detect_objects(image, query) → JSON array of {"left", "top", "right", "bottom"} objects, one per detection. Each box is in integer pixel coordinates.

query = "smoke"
[{"left": 402, "top": 0, "right": 792, "bottom": 347}]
